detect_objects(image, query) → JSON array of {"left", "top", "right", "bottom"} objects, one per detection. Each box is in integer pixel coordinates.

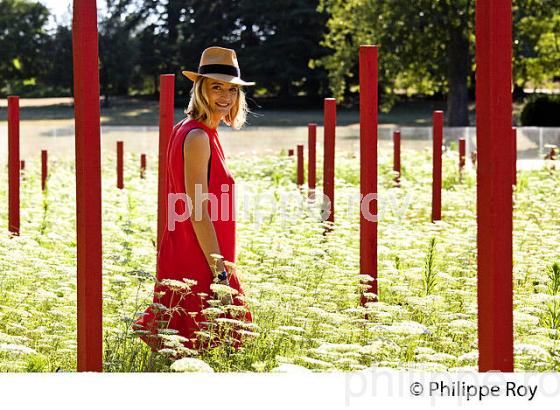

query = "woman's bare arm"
[{"left": 183, "top": 128, "right": 225, "bottom": 274}]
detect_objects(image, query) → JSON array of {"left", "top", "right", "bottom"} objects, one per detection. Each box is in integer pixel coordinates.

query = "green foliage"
[
  {"left": 0, "top": 0, "right": 51, "bottom": 93},
  {"left": 422, "top": 237, "right": 438, "bottom": 296},
  {"left": 318, "top": 0, "right": 560, "bottom": 123},
  {"left": 520, "top": 95, "right": 560, "bottom": 126},
  {"left": 513, "top": 3, "right": 560, "bottom": 89}
]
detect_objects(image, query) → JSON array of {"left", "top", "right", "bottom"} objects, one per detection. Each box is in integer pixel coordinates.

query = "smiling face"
[{"left": 203, "top": 79, "right": 240, "bottom": 117}]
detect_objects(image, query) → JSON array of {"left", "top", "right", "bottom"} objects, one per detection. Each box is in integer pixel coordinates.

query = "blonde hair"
[{"left": 185, "top": 77, "right": 248, "bottom": 130}]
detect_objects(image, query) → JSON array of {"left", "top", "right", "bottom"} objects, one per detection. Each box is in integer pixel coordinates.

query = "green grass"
[{"left": 0, "top": 147, "right": 559, "bottom": 372}]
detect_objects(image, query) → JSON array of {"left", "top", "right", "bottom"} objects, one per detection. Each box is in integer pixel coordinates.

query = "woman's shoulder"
[{"left": 176, "top": 117, "right": 215, "bottom": 137}]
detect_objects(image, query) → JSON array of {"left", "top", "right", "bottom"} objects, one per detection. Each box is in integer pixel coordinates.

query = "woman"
[{"left": 133, "top": 46, "right": 254, "bottom": 356}]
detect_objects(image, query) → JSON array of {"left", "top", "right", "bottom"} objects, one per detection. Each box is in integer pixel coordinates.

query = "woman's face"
[{"left": 204, "top": 79, "right": 239, "bottom": 117}]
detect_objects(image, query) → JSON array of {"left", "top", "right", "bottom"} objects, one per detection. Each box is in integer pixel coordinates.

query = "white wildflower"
[{"left": 170, "top": 358, "right": 214, "bottom": 373}]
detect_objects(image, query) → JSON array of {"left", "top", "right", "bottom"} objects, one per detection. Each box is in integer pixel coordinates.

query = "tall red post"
[
  {"left": 359, "top": 45, "right": 378, "bottom": 305},
  {"left": 308, "top": 123, "right": 317, "bottom": 199},
  {"left": 459, "top": 138, "right": 466, "bottom": 171},
  {"left": 117, "top": 141, "right": 124, "bottom": 189},
  {"left": 476, "top": 0, "right": 513, "bottom": 372},
  {"left": 297, "top": 144, "right": 304, "bottom": 186},
  {"left": 157, "top": 74, "right": 175, "bottom": 253},
  {"left": 323, "top": 98, "right": 336, "bottom": 223},
  {"left": 393, "top": 129, "right": 401, "bottom": 185},
  {"left": 512, "top": 127, "right": 517, "bottom": 186},
  {"left": 432, "top": 111, "right": 443, "bottom": 222},
  {"left": 72, "top": 0, "right": 103, "bottom": 372},
  {"left": 8, "top": 96, "right": 20, "bottom": 235},
  {"left": 140, "top": 153, "right": 146, "bottom": 179},
  {"left": 41, "top": 150, "right": 48, "bottom": 191}
]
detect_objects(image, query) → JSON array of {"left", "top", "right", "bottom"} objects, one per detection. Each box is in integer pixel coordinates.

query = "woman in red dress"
[{"left": 133, "top": 46, "right": 254, "bottom": 357}]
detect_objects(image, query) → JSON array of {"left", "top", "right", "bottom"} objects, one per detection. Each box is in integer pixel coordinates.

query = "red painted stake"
[
  {"left": 41, "top": 150, "right": 48, "bottom": 191},
  {"left": 393, "top": 129, "right": 401, "bottom": 186},
  {"left": 308, "top": 123, "right": 317, "bottom": 199},
  {"left": 117, "top": 141, "right": 124, "bottom": 189},
  {"left": 512, "top": 127, "right": 517, "bottom": 186},
  {"left": 288, "top": 149, "right": 294, "bottom": 157},
  {"left": 73, "top": 0, "right": 103, "bottom": 372},
  {"left": 359, "top": 45, "right": 378, "bottom": 305},
  {"left": 476, "top": 0, "right": 513, "bottom": 372},
  {"left": 459, "top": 138, "right": 466, "bottom": 172},
  {"left": 157, "top": 74, "right": 175, "bottom": 253},
  {"left": 8, "top": 96, "right": 20, "bottom": 235},
  {"left": 432, "top": 111, "right": 443, "bottom": 222},
  {"left": 323, "top": 98, "right": 336, "bottom": 223},
  {"left": 140, "top": 153, "right": 146, "bottom": 179},
  {"left": 20, "top": 160, "right": 25, "bottom": 171},
  {"left": 297, "top": 144, "right": 304, "bottom": 186}
]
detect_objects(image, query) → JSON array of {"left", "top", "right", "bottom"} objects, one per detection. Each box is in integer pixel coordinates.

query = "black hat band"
[{"left": 198, "top": 64, "right": 240, "bottom": 77}]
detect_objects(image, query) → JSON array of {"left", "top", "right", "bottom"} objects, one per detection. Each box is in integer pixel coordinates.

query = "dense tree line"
[
  {"left": 0, "top": 0, "right": 558, "bottom": 119},
  {"left": 0, "top": 0, "right": 331, "bottom": 106},
  {"left": 319, "top": 0, "right": 560, "bottom": 125}
]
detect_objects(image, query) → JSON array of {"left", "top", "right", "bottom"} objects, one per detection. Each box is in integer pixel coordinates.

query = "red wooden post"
[
  {"left": 459, "top": 138, "right": 466, "bottom": 172},
  {"left": 476, "top": 0, "right": 513, "bottom": 372},
  {"left": 512, "top": 127, "right": 517, "bottom": 186},
  {"left": 140, "top": 153, "right": 146, "bottom": 179},
  {"left": 308, "top": 123, "right": 317, "bottom": 199},
  {"left": 157, "top": 74, "right": 175, "bottom": 253},
  {"left": 20, "top": 160, "right": 25, "bottom": 171},
  {"left": 432, "top": 111, "right": 443, "bottom": 222},
  {"left": 359, "top": 45, "right": 378, "bottom": 305},
  {"left": 41, "top": 150, "right": 48, "bottom": 191},
  {"left": 73, "top": 0, "right": 103, "bottom": 372},
  {"left": 8, "top": 96, "right": 20, "bottom": 235},
  {"left": 393, "top": 129, "right": 401, "bottom": 186},
  {"left": 288, "top": 149, "right": 294, "bottom": 157},
  {"left": 117, "top": 141, "right": 124, "bottom": 189},
  {"left": 297, "top": 144, "right": 304, "bottom": 186},
  {"left": 323, "top": 98, "right": 336, "bottom": 223}
]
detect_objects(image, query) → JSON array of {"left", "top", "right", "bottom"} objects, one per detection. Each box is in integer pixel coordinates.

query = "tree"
[
  {"left": 39, "top": 24, "right": 73, "bottom": 94},
  {"left": 99, "top": 0, "right": 143, "bottom": 106},
  {"left": 0, "top": 0, "right": 50, "bottom": 94},
  {"left": 318, "top": 0, "right": 560, "bottom": 126},
  {"left": 513, "top": 0, "right": 560, "bottom": 93},
  {"left": 318, "top": 0, "right": 474, "bottom": 125}
]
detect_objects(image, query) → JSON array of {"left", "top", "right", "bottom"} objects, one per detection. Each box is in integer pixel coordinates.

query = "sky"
[{"left": 38, "top": 1, "right": 107, "bottom": 29}]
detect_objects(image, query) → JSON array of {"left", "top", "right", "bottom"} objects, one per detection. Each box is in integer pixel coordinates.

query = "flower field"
[{"left": 0, "top": 147, "right": 559, "bottom": 372}]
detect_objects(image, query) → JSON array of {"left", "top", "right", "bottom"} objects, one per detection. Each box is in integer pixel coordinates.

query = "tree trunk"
[{"left": 446, "top": 26, "right": 470, "bottom": 126}]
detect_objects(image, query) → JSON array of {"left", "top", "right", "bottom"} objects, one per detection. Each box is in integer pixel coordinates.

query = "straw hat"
[{"left": 182, "top": 46, "right": 255, "bottom": 86}]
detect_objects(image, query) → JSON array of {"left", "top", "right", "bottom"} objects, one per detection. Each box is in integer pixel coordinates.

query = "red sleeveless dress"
[{"left": 133, "top": 118, "right": 253, "bottom": 352}]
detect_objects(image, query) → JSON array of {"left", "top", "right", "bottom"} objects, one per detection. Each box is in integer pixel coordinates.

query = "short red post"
[
  {"left": 140, "top": 153, "right": 146, "bottom": 179},
  {"left": 432, "top": 111, "right": 443, "bottom": 222},
  {"left": 476, "top": 0, "right": 513, "bottom": 372},
  {"left": 117, "top": 141, "right": 124, "bottom": 189},
  {"left": 20, "top": 160, "right": 25, "bottom": 171},
  {"left": 297, "top": 144, "right": 304, "bottom": 186},
  {"left": 8, "top": 96, "right": 20, "bottom": 235},
  {"left": 308, "top": 123, "right": 317, "bottom": 199},
  {"left": 73, "top": 0, "right": 103, "bottom": 372},
  {"left": 323, "top": 98, "right": 336, "bottom": 223},
  {"left": 41, "top": 150, "right": 48, "bottom": 191},
  {"left": 359, "top": 45, "right": 378, "bottom": 305},
  {"left": 288, "top": 149, "right": 294, "bottom": 157},
  {"left": 393, "top": 129, "right": 401, "bottom": 186},
  {"left": 512, "top": 127, "right": 517, "bottom": 186},
  {"left": 157, "top": 74, "right": 175, "bottom": 253},
  {"left": 459, "top": 138, "right": 466, "bottom": 172}
]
